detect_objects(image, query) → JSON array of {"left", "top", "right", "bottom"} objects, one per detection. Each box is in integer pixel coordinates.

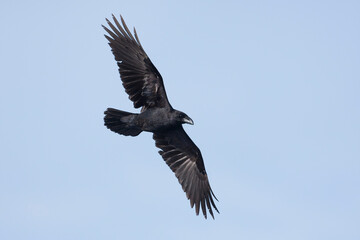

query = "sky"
[{"left": 1, "top": 0, "right": 359, "bottom": 239}]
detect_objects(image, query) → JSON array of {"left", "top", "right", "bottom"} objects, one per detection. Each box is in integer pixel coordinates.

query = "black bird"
[{"left": 102, "top": 15, "right": 219, "bottom": 219}]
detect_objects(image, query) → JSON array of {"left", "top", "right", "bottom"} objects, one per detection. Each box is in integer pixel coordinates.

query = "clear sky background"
[{"left": 1, "top": 1, "right": 359, "bottom": 239}]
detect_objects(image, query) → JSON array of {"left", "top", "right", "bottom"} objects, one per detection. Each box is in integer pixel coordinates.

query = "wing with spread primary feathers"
[
  {"left": 103, "top": 15, "right": 171, "bottom": 110},
  {"left": 153, "top": 126, "right": 219, "bottom": 219}
]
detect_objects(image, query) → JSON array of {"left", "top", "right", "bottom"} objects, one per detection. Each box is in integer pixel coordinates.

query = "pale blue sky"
[{"left": 1, "top": 1, "right": 359, "bottom": 239}]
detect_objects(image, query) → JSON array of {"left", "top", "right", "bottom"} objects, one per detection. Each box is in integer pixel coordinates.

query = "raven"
[{"left": 102, "top": 15, "right": 219, "bottom": 219}]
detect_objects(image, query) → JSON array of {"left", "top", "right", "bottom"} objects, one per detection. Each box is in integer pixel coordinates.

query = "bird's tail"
[{"left": 104, "top": 108, "right": 142, "bottom": 136}]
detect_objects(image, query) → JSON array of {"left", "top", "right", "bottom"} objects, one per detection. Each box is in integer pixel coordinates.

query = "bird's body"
[
  {"left": 105, "top": 107, "right": 191, "bottom": 134},
  {"left": 103, "top": 15, "right": 219, "bottom": 219},
  {"left": 137, "top": 108, "right": 183, "bottom": 132}
]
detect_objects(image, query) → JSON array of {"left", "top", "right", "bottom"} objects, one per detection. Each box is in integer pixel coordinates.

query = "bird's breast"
[{"left": 137, "top": 108, "right": 176, "bottom": 132}]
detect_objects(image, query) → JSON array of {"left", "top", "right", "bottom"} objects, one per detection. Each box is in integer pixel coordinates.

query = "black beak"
[{"left": 182, "top": 116, "right": 194, "bottom": 125}]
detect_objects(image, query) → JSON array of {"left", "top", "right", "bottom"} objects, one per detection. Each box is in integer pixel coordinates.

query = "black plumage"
[{"left": 103, "top": 15, "right": 219, "bottom": 219}]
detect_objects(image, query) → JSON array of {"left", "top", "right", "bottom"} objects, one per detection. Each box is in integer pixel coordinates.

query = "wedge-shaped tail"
[{"left": 104, "top": 108, "right": 142, "bottom": 136}]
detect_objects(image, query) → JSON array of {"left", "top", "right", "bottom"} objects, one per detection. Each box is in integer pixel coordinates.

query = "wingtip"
[
  {"left": 210, "top": 187, "right": 219, "bottom": 201},
  {"left": 112, "top": 14, "right": 118, "bottom": 22},
  {"left": 202, "top": 207, "right": 208, "bottom": 219}
]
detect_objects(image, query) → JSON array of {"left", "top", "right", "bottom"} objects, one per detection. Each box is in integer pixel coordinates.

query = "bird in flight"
[{"left": 102, "top": 15, "right": 219, "bottom": 219}]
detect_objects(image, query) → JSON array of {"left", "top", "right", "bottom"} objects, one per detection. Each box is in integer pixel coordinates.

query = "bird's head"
[{"left": 175, "top": 111, "right": 194, "bottom": 125}]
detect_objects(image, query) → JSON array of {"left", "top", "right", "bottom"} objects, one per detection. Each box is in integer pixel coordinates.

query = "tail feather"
[{"left": 104, "top": 108, "right": 142, "bottom": 136}]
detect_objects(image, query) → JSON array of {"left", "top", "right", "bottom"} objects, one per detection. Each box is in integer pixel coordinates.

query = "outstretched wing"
[
  {"left": 153, "top": 126, "right": 219, "bottom": 219},
  {"left": 103, "top": 15, "right": 171, "bottom": 110}
]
